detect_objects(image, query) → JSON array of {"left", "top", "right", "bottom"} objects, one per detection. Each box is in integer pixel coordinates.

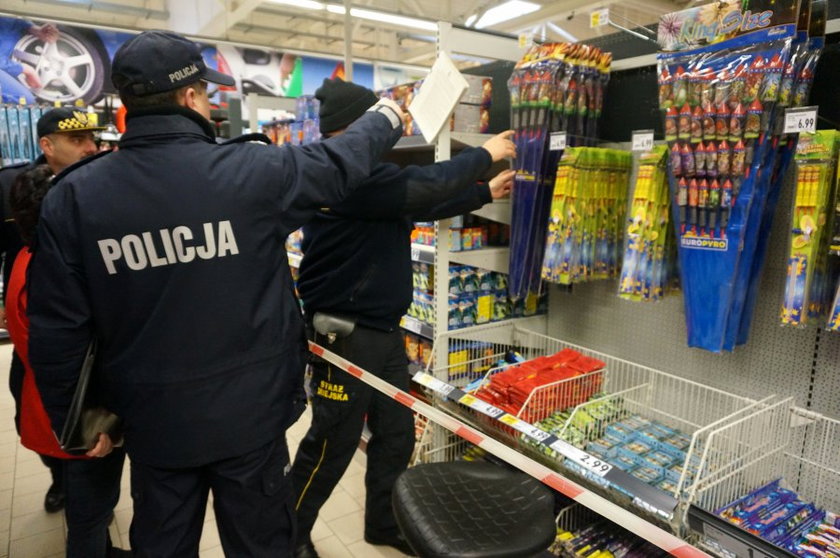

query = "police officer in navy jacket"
[
  {"left": 26, "top": 31, "right": 405, "bottom": 557},
  {"left": 292, "top": 78, "right": 515, "bottom": 558}
]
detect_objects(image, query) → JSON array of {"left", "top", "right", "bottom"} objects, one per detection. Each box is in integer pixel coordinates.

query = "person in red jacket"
[{"left": 6, "top": 165, "right": 129, "bottom": 558}]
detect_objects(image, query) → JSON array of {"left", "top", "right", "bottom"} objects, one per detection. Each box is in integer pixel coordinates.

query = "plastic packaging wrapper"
[
  {"left": 508, "top": 44, "right": 612, "bottom": 301},
  {"left": 657, "top": 0, "right": 803, "bottom": 351}
]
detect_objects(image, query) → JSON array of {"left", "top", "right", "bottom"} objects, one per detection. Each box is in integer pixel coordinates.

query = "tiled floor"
[{"left": 0, "top": 342, "right": 409, "bottom": 557}]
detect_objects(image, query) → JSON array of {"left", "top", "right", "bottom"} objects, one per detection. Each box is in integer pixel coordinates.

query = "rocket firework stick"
[
  {"left": 688, "top": 68, "right": 703, "bottom": 107},
  {"left": 659, "top": 66, "right": 673, "bottom": 109},
  {"left": 718, "top": 140, "right": 731, "bottom": 176},
  {"left": 778, "top": 56, "right": 796, "bottom": 107},
  {"left": 708, "top": 179, "right": 721, "bottom": 236},
  {"left": 695, "top": 142, "right": 707, "bottom": 178},
  {"left": 700, "top": 68, "right": 715, "bottom": 107},
  {"left": 706, "top": 141, "right": 719, "bottom": 178},
  {"left": 698, "top": 178, "right": 710, "bottom": 231},
  {"left": 745, "top": 56, "right": 765, "bottom": 102},
  {"left": 729, "top": 102, "right": 745, "bottom": 142},
  {"left": 733, "top": 140, "right": 747, "bottom": 177},
  {"left": 688, "top": 178, "right": 699, "bottom": 231},
  {"left": 703, "top": 102, "right": 716, "bottom": 140},
  {"left": 721, "top": 178, "right": 733, "bottom": 235},
  {"left": 682, "top": 143, "right": 695, "bottom": 176},
  {"left": 678, "top": 177, "right": 688, "bottom": 233},
  {"left": 670, "top": 143, "right": 682, "bottom": 176},
  {"left": 714, "top": 68, "right": 730, "bottom": 106},
  {"left": 745, "top": 99, "right": 763, "bottom": 139},
  {"left": 665, "top": 106, "right": 678, "bottom": 142},
  {"left": 762, "top": 53, "right": 784, "bottom": 103},
  {"left": 716, "top": 103, "right": 730, "bottom": 141},
  {"left": 728, "top": 63, "right": 747, "bottom": 107},
  {"left": 691, "top": 105, "right": 704, "bottom": 143},
  {"left": 678, "top": 103, "right": 692, "bottom": 140},
  {"left": 673, "top": 66, "right": 688, "bottom": 106}
]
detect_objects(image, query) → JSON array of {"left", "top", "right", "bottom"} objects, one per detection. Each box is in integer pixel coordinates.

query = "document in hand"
[
  {"left": 59, "top": 340, "right": 122, "bottom": 455},
  {"left": 409, "top": 51, "right": 469, "bottom": 144}
]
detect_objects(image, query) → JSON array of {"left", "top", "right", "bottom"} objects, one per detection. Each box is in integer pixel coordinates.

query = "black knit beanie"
[{"left": 315, "top": 78, "right": 378, "bottom": 134}]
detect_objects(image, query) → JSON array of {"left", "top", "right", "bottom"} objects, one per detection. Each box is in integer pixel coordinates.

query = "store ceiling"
[{"left": 1, "top": 0, "right": 688, "bottom": 66}]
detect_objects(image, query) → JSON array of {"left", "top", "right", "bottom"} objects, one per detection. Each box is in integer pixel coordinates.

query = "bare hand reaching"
[
  {"left": 481, "top": 130, "right": 516, "bottom": 162},
  {"left": 489, "top": 169, "right": 515, "bottom": 199},
  {"left": 86, "top": 432, "right": 115, "bottom": 458}
]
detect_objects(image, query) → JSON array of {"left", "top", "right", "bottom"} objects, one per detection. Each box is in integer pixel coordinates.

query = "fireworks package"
[
  {"left": 736, "top": 0, "right": 825, "bottom": 345},
  {"left": 507, "top": 43, "right": 612, "bottom": 302},
  {"left": 657, "top": 0, "right": 807, "bottom": 352}
]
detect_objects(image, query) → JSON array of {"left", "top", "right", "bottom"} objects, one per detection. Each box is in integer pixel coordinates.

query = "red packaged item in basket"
[{"left": 567, "top": 355, "right": 606, "bottom": 374}]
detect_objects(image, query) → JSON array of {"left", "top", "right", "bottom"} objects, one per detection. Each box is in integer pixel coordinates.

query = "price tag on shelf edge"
[
  {"left": 784, "top": 106, "right": 818, "bottom": 135},
  {"left": 550, "top": 132, "right": 567, "bottom": 151},
  {"left": 551, "top": 439, "right": 613, "bottom": 477},
  {"left": 631, "top": 130, "right": 655, "bottom": 152}
]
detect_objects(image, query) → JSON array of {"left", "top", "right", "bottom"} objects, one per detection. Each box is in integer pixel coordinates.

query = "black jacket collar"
[{"left": 120, "top": 106, "right": 216, "bottom": 146}]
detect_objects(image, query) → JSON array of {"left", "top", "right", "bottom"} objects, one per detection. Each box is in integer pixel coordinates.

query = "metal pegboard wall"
[
  {"left": 810, "top": 328, "right": 840, "bottom": 419},
  {"left": 546, "top": 166, "right": 823, "bottom": 408}
]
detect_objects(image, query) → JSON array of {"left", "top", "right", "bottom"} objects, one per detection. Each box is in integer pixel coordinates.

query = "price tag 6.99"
[
  {"left": 784, "top": 106, "right": 818, "bottom": 134},
  {"left": 631, "top": 130, "right": 655, "bottom": 152},
  {"left": 549, "top": 132, "right": 567, "bottom": 151}
]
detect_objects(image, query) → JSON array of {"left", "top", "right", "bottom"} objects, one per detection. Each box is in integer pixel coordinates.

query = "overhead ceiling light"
[
  {"left": 265, "top": 0, "right": 437, "bottom": 32},
  {"left": 325, "top": 4, "right": 437, "bottom": 31},
  {"left": 268, "top": 0, "right": 326, "bottom": 9},
  {"left": 475, "top": 0, "right": 541, "bottom": 29},
  {"left": 465, "top": 14, "right": 478, "bottom": 27}
]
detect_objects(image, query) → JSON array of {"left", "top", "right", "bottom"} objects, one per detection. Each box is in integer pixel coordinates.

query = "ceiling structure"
[{"left": 1, "top": 0, "right": 695, "bottom": 66}]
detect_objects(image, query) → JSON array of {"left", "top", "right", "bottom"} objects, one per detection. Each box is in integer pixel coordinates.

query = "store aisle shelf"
[
  {"left": 471, "top": 199, "right": 511, "bottom": 225},
  {"left": 401, "top": 316, "right": 434, "bottom": 339},
  {"left": 449, "top": 247, "right": 509, "bottom": 274},
  {"left": 394, "top": 132, "right": 493, "bottom": 152},
  {"left": 410, "top": 244, "right": 436, "bottom": 264}
]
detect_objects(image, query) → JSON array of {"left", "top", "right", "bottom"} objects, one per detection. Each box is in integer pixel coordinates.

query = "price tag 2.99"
[
  {"left": 549, "top": 132, "right": 567, "bottom": 151},
  {"left": 631, "top": 130, "right": 655, "bottom": 152},
  {"left": 784, "top": 106, "right": 818, "bottom": 134}
]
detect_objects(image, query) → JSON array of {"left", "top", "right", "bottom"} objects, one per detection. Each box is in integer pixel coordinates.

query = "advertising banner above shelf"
[{"left": 0, "top": 15, "right": 376, "bottom": 108}]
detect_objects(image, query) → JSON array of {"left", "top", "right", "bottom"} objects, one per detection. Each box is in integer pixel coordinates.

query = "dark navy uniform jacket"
[
  {"left": 299, "top": 146, "right": 492, "bottom": 331},
  {"left": 0, "top": 155, "right": 45, "bottom": 300},
  {"left": 27, "top": 106, "right": 402, "bottom": 468}
]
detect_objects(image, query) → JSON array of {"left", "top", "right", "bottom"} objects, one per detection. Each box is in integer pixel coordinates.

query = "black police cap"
[
  {"left": 37, "top": 107, "right": 106, "bottom": 138},
  {"left": 111, "top": 30, "right": 235, "bottom": 96}
]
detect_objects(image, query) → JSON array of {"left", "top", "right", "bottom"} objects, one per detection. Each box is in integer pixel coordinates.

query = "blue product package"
[
  {"left": 645, "top": 450, "right": 676, "bottom": 473},
  {"left": 606, "top": 422, "right": 636, "bottom": 441},
  {"left": 620, "top": 438, "right": 654, "bottom": 459},
  {"left": 586, "top": 436, "right": 620, "bottom": 459},
  {"left": 621, "top": 415, "right": 652, "bottom": 431},
  {"left": 743, "top": 500, "right": 806, "bottom": 534},
  {"left": 657, "top": 477, "right": 678, "bottom": 496},
  {"left": 764, "top": 504, "right": 817, "bottom": 543},
  {"left": 6, "top": 108, "right": 21, "bottom": 163},
  {"left": 612, "top": 454, "right": 638, "bottom": 472},
  {"left": 29, "top": 106, "right": 42, "bottom": 158},
  {"left": 0, "top": 108, "right": 10, "bottom": 166},
  {"left": 631, "top": 466, "right": 663, "bottom": 485},
  {"left": 716, "top": 479, "right": 784, "bottom": 518},
  {"left": 17, "top": 107, "right": 31, "bottom": 162}
]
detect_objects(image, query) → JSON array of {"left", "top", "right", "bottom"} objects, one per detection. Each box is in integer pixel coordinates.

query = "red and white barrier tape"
[{"left": 308, "top": 341, "right": 709, "bottom": 558}]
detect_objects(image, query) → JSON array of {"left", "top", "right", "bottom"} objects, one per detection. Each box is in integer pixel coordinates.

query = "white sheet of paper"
[{"left": 408, "top": 52, "right": 469, "bottom": 144}]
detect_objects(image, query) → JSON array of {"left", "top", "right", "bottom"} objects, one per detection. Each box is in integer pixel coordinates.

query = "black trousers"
[
  {"left": 129, "top": 438, "right": 295, "bottom": 558},
  {"left": 8, "top": 350, "right": 64, "bottom": 487},
  {"left": 65, "top": 448, "right": 126, "bottom": 558},
  {"left": 291, "top": 325, "right": 415, "bottom": 542}
]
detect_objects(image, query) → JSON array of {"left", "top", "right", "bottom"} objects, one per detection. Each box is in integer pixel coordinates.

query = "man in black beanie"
[{"left": 291, "top": 78, "right": 515, "bottom": 558}]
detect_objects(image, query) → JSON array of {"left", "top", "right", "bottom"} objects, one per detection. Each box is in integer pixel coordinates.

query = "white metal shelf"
[
  {"left": 471, "top": 199, "right": 511, "bottom": 225},
  {"left": 449, "top": 247, "right": 509, "bottom": 274},
  {"left": 410, "top": 244, "right": 435, "bottom": 265},
  {"left": 394, "top": 132, "right": 493, "bottom": 152}
]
